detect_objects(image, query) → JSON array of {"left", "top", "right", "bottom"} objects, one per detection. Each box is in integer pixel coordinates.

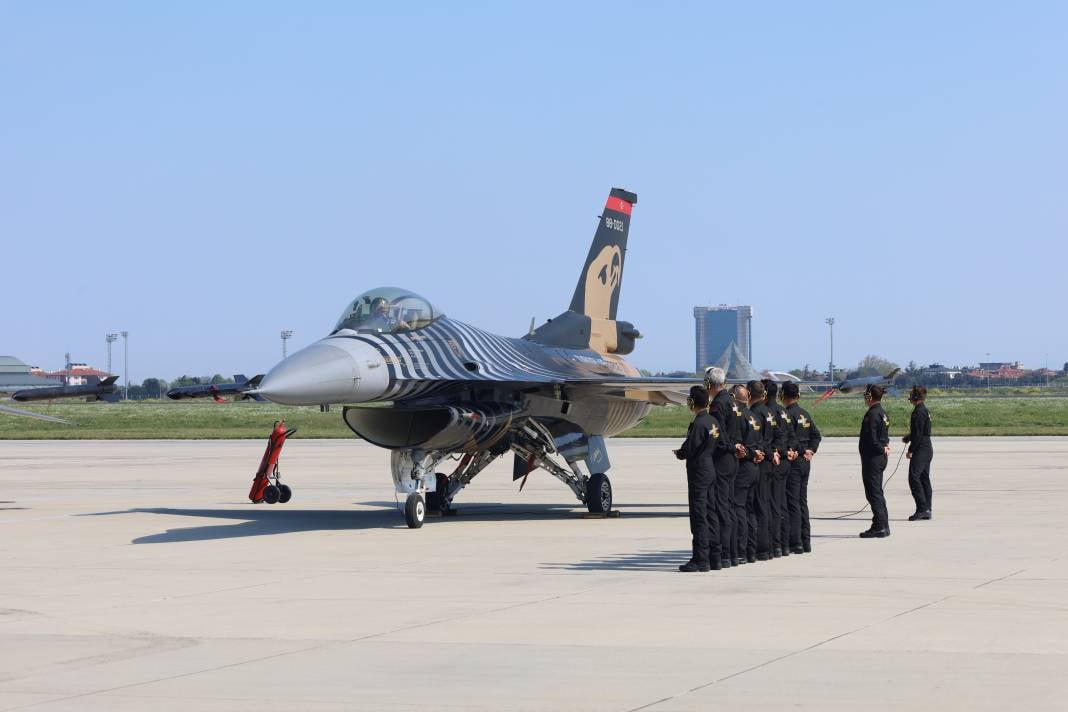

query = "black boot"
[
  {"left": 858, "top": 528, "right": 890, "bottom": 538},
  {"left": 679, "top": 560, "right": 710, "bottom": 572}
]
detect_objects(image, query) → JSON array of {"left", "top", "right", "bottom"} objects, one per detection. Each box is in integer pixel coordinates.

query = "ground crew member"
[
  {"left": 904, "top": 385, "right": 934, "bottom": 521},
  {"left": 731, "top": 384, "right": 762, "bottom": 565},
  {"left": 747, "top": 380, "right": 777, "bottom": 560},
  {"left": 859, "top": 384, "right": 891, "bottom": 538},
  {"left": 763, "top": 379, "right": 795, "bottom": 557},
  {"left": 782, "top": 381, "right": 821, "bottom": 553},
  {"left": 705, "top": 367, "right": 741, "bottom": 569},
  {"left": 673, "top": 386, "right": 721, "bottom": 571}
]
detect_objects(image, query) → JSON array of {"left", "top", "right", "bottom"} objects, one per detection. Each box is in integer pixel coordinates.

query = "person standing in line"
[
  {"left": 705, "top": 367, "right": 740, "bottom": 569},
  {"left": 747, "top": 380, "right": 777, "bottom": 560},
  {"left": 731, "top": 384, "right": 762, "bottom": 565},
  {"left": 763, "top": 379, "right": 795, "bottom": 558},
  {"left": 781, "top": 381, "right": 821, "bottom": 553},
  {"left": 859, "top": 384, "right": 891, "bottom": 538},
  {"left": 903, "top": 385, "right": 934, "bottom": 521},
  {"left": 674, "top": 386, "right": 721, "bottom": 572}
]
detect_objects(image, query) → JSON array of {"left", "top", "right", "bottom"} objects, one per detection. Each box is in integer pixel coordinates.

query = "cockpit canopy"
[{"left": 332, "top": 287, "right": 442, "bottom": 334}]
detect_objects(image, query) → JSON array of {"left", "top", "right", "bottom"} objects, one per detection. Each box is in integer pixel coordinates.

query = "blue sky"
[{"left": 2, "top": 2, "right": 1065, "bottom": 381}]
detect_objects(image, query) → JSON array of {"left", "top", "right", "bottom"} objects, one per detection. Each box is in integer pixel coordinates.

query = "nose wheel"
[{"left": 404, "top": 493, "right": 426, "bottom": 528}]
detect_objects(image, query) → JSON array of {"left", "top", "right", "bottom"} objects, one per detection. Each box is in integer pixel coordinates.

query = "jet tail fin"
[
  {"left": 527, "top": 188, "right": 640, "bottom": 355},
  {"left": 568, "top": 187, "right": 636, "bottom": 321}
]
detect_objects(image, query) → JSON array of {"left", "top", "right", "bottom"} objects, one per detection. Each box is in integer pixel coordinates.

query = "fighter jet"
[
  {"left": 12, "top": 375, "right": 121, "bottom": 404},
  {"left": 813, "top": 368, "right": 901, "bottom": 405},
  {"left": 224, "top": 188, "right": 699, "bottom": 528},
  {"left": 1, "top": 374, "right": 122, "bottom": 424},
  {"left": 166, "top": 374, "right": 265, "bottom": 403}
]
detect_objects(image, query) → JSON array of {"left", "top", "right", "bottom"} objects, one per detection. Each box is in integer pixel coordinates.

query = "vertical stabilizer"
[{"left": 568, "top": 188, "right": 637, "bottom": 321}]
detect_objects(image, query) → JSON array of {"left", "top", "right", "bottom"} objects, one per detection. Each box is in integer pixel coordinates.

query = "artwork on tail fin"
[{"left": 569, "top": 188, "right": 636, "bottom": 321}]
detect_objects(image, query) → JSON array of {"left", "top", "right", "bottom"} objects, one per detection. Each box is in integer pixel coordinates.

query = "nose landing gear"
[{"left": 250, "top": 421, "right": 297, "bottom": 504}]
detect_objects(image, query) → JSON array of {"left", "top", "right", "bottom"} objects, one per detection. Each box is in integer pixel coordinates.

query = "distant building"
[
  {"left": 979, "top": 361, "right": 1020, "bottom": 372},
  {"left": 0, "top": 356, "right": 55, "bottom": 393},
  {"left": 920, "top": 363, "right": 962, "bottom": 380},
  {"left": 694, "top": 305, "right": 752, "bottom": 373},
  {"left": 41, "top": 363, "right": 109, "bottom": 386}
]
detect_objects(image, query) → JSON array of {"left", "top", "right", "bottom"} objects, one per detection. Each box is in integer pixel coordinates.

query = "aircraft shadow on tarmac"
[
  {"left": 541, "top": 548, "right": 694, "bottom": 572},
  {"left": 80, "top": 503, "right": 687, "bottom": 544}
]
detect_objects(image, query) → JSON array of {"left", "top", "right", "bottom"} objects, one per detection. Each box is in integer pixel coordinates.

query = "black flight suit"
[
  {"left": 733, "top": 400, "right": 762, "bottom": 563},
  {"left": 859, "top": 402, "right": 891, "bottom": 532},
  {"left": 749, "top": 401, "right": 777, "bottom": 559},
  {"left": 709, "top": 389, "right": 740, "bottom": 567},
  {"left": 785, "top": 402, "right": 821, "bottom": 552},
  {"left": 904, "top": 402, "right": 934, "bottom": 514},
  {"left": 675, "top": 411, "right": 721, "bottom": 568},
  {"left": 768, "top": 400, "right": 795, "bottom": 556}
]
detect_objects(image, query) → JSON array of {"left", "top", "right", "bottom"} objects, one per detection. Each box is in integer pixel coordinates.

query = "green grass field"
[{"left": 2, "top": 395, "right": 1066, "bottom": 439}]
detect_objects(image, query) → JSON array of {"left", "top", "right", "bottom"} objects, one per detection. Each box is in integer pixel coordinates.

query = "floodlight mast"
[
  {"left": 121, "top": 331, "right": 128, "bottom": 400},
  {"left": 106, "top": 333, "right": 119, "bottom": 376},
  {"left": 825, "top": 317, "right": 835, "bottom": 382},
  {"left": 281, "top": 330, "right": 293, "bottom": 359}
]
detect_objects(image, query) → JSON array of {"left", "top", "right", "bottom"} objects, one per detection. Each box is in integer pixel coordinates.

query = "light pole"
[
  {"left": 121, "top": 331, "right": 128, "bottom": 400},
  {"left": 280, "top": 330, "right": 293, "bottom": 359},
  {"left": 825, "top": 317, "right": 835, "bottom": 382},
  {"left": 105, "top": 333, "right": 118, "bottom": 376}
]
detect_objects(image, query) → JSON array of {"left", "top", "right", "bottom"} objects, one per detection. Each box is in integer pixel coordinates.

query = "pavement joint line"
[
  {"left": 625, "top": 565, "right": 1032, "bottom": 712},
  {"left": 2, "top": 586, "right": 600, "bottom": 711}
]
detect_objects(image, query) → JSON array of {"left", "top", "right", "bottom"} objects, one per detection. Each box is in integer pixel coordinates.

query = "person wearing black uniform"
[
  {"left": 731, "top": 384, "right": 762, "bottom": 565},
  {"left": 859, "top": 384, "right": 891, "bottom": 538},
  {"left": 747, "top": 380, "right": 777, "bottom": 560},
  {"left": 763, "top": 379, "right": 795, "bottom": 558},
  {"left": 782, "top": 381, "right": 821, "bottom": 553},
  {"left": 705, "top": 367, "right": 741, "bottom": 568},
  {"left": 903, "top": 385, "right": 934, "bottom": 521},
  {"left": 674, "top": 386, "right": 721, "bottom": 571}
]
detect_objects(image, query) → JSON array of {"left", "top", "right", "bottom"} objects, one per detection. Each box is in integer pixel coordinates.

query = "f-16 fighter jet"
[
  {"left": 243, "top": 188, "right": 694, "bottom": 528},
  {"left": 12, "top": 375, "right": 121, "bottom": 404},
  {"left": 814, "top": 368, "right": 901, "bottom": 405},
  {"left": 166, "top": 374, "right": 265, "bottom": 403}
]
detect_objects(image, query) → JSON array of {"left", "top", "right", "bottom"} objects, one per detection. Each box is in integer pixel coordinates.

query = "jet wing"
[
  {"left": 0, "top": 402, "right": 75, "bottom": 425},
  {"left": 564, "top": 376, "right": 834, "bottom": 406},
  {"left": 564, "top": 377, "right": 696, "bottom": 405}
]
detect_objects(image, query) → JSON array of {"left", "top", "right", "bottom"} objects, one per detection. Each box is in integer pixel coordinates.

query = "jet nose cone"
[{"left": 258, "top": 341, "right": 358, "bottom": 405}]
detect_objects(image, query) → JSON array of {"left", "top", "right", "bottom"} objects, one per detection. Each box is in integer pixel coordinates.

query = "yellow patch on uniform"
[
  {"left": 749, "top": 416, "right": 761, "bottom": 431},
  {"left": 710, "top": 424, "right": 720, "bottom": 439},
  {"left": 882, "top": 415, "right": 890, "bottom": 426}
]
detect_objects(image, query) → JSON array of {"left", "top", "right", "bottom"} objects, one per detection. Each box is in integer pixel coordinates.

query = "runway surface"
[{"left": 1, "top": 437, "right": 1066, "bottom": 711}]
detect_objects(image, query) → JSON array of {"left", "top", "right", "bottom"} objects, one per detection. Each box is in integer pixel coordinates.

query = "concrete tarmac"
[{"left": 1, "top": 437, "right": 1066, "bottom": 711}]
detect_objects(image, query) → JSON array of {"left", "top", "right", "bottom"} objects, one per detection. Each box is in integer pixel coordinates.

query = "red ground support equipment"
[{"left": 249, "top": 420, "right": 297, "bottom": 504}]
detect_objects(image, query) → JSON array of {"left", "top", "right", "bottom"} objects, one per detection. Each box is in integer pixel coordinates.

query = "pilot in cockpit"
[{"left": 367, "top": 297, "right": 410, "bottom": 332}]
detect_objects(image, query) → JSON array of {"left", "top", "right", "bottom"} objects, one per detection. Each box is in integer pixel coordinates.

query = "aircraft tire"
[
  {"left": 404, "top": 493, "right": 426, "bottom": 529},
  {"left": 263, "top": 485, "right": 281, "bottom": 504},
  {"left": 278, "top": 484, "right": 292, "bottom": 503},
  {"left": 587, "top": 473, "right": 612, "bottom": 514}
]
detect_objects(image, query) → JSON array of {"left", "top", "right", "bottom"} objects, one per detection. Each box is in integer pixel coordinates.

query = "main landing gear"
[{"left": 250, "top": 421, "right": 297, "bottom": 505}]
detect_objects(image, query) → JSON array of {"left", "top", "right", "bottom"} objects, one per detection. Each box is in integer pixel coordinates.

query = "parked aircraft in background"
[
  {"left": 167, "top": 374, "right": 265, "bottom": 403},
  {"left": 13, "top": 375, "right": 121, "bottom": 404},
  {"left": 813, "top": 368, "right": 902, "bottom": 405}
]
